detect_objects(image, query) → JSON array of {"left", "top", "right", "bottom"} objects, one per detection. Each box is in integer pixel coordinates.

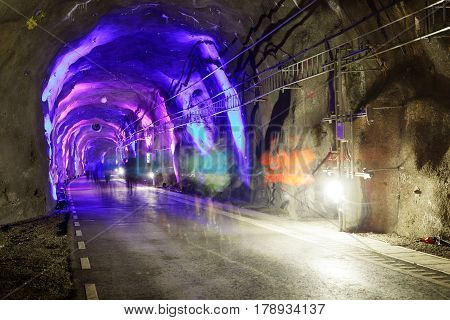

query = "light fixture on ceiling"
[{"left": 92, "top": 123, "right": 102, "bottom": 132}]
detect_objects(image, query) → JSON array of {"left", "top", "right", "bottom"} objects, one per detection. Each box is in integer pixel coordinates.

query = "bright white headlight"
[
  {"left": 118, "top": 167, "right": 125, "bottom": 175},
  {"left": 148, "top": 171, "right": 155, "bottom": 179},
  {"left": 324, "top": 180, "right": 343, "bottom": 203}
]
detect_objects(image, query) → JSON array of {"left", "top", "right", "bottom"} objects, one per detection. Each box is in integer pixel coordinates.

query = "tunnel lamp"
[
  {"left": 118, "top": 167, "right": 125, "bottom": 175},
  {"left": 92, "top": 123, "right": 102, "bottom": 132},
  {"left": 101, "top": 96, "right": 108, "bottom": 104},
  {"left": 148, "top": 172, "right": 155, "bottom": 179},
  {"left": 324, "top": 180, "right": 344, "bottom": 203}
]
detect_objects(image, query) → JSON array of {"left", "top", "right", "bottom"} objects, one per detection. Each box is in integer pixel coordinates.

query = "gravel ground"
[
  {"left": 357, "top": 232, "right": 450, "bottom": 259},
  {"left": 0, "top": 213, "right": 72, "bottom": 299}
]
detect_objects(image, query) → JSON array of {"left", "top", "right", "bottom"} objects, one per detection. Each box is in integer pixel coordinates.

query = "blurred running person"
[{"left": 124, "top": 158, "right": 138, "bottom": 194}]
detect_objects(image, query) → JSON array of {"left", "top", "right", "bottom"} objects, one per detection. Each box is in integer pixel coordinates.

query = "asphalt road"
[{"left": 68, "top": 177, "right": 450, "bottom": 299}]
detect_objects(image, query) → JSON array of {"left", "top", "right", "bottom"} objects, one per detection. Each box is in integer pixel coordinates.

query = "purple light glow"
[
  {"left": 42, "top": 25, "right": 127, "bottom": 112},
  {"left": 61, "top": 122, "right": 119, "bottom": 176},
  {"left": 41, "top": 4, "right": 248, "bottom": 192}
]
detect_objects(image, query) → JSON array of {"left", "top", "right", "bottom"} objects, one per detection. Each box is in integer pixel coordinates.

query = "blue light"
[
  {"left": 187, "top": 122, "right": 213, "bottom": 155},
  {"left": 49, "top": 174, "right": 57, "bottom": 200}
]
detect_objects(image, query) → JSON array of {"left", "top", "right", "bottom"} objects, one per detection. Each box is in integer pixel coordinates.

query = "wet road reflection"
[{"left": 69, "top": 177, "right": 450, "bottom": 300}]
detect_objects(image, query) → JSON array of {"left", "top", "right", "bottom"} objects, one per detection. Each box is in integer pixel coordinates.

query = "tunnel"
[
  {"left": 41, "top": 4, "right": 249, "bottom": 200},
  {"left": 0, "top": 0, "right": 449, "bottom": 300}
]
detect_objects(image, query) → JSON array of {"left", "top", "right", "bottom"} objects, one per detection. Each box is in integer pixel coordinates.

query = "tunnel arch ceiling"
[{"left": 42, "top": 3, "right": 248, "bottom": 198}]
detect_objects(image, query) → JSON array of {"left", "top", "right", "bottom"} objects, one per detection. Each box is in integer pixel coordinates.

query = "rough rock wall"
[
  {"left": 246, "top": 0, "right": 449, "bottom": 237},
  {"left": 0, "top": 6, "right": 52, "bottom": 224},
  {"left": 356, "top": 58, "right": 450, "bottom": 237}
]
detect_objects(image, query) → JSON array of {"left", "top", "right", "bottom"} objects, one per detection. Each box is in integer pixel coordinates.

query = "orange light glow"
[{"left": 261, "top": 149, "right": 315, "bottom": 186}]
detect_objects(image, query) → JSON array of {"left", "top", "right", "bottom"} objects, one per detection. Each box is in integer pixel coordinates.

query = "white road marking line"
[
  {"left": 74, "top": 221, "right": 80, "bottom": 227},
  {"left": 85, "top": 284, "right": 99, "bottom": 300},
  {"left": 80, "top": 257, "right": 91, "bottom": 270},
  {"left": 75, "top": 230, "right": 83, "bottom": 237},
  {"left": 72, "top": 210, "right": 77, "bottom": 214},
  {"left": 73, "top": 215, "right": 78, "bottom": 220},
  {"left": 431, "top": 276, "right": 448, "bottom": 280},
  {"left": 78, "top": 241, "right": 86, "bottom": 250},
  {"left": 418, "top": 272, "right": 439, "bottom": 277}
]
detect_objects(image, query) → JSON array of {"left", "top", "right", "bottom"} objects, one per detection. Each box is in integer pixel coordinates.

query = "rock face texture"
[
  {"left": 244, "top": 0, "right": 449, "bottom": 237},
  {"left": 0, "top": 0, "right": 448, "bottom": 237}
]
